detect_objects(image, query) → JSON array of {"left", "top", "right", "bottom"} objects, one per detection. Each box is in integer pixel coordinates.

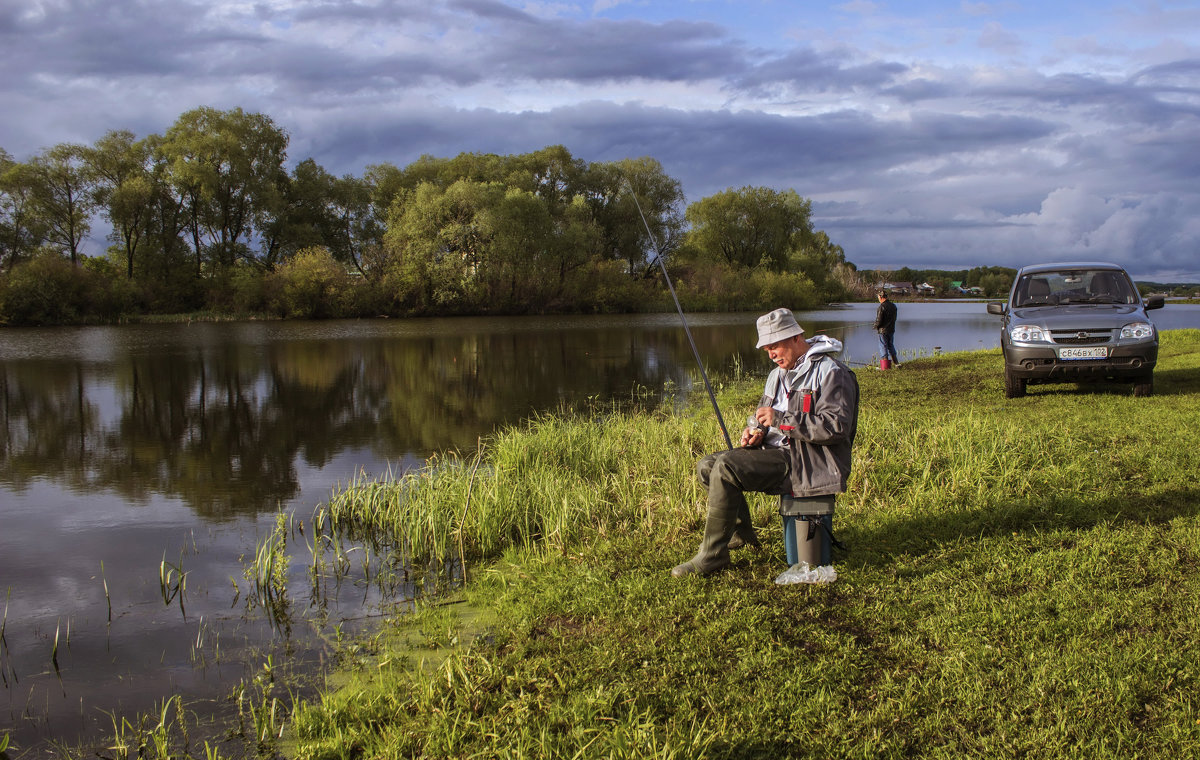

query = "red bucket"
[{"left": 880, "top": 358, "right": 891, "bottom": 370}]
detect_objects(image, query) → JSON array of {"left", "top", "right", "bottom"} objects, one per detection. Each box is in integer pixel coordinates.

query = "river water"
[{"left": 1, "top": 301, "right": 1197, "bottom": 754}]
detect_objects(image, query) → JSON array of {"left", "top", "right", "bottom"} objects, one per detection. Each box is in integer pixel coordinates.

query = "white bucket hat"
[{"left": 755, "top": 308, "right": 805, "bottom": 348}]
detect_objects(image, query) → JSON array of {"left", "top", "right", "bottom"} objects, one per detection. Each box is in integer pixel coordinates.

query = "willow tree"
[
  {"left": 382, "top": 148, "right": 682, "bottom": 281},
  {"left": 684, "top": 186, "right": 816, "bottom": 271},
  {"left": 582, "top": 156, "right": 684, "bottom": 275},
  {"left": 385, "top": 177, "right": 607, "bottom": 314},
  {"left": 386, "top": 180, "right": 498, "bottom": 312},
  {"left": 0, "top": 149, "right": 47, "bottom": 272},
  {"left": 27, "top": 143, "right": 95, "bottom": 264},
  {"left": 87, "top": 130, "right": 155, "bottom": 278},
  {"left": 157, "top": 107, "right": 289, "bottom": 273},
  {"left": 256, "top": 157, "right": 336, "bottom": 269}
]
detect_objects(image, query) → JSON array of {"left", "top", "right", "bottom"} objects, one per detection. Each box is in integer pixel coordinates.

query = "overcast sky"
[{"left": 3, "top": 0, "right": 1199, "bottom": 280}]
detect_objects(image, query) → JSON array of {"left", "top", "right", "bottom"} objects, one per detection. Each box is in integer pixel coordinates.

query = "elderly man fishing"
[{"left": 672, "top": 307, "right": 860, "bottom": 578}]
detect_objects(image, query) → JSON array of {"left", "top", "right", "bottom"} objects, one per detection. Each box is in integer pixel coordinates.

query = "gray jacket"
[{"left": 758, "top": 336, "right": 859, "bottom": 497}]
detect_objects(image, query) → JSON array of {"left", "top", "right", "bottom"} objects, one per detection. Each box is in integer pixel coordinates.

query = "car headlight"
[
  {"left": 1121, "top": 322, "right": 1155, "bottom": 340},
  {"left": 1009, "top": 324, "right": 1046, "bottom": 342}
]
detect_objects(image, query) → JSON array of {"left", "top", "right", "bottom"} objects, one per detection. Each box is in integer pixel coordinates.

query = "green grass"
[{"left": 291, "top": 330, "right": 1200, "bottom": 759}]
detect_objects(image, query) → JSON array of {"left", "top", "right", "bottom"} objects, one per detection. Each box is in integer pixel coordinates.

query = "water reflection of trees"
[
  {"left": 1, "top": 361, "right": 99, "bottom": 491},
  {"left": 0, "top": 323, "right": 754, "bottom": 517}
]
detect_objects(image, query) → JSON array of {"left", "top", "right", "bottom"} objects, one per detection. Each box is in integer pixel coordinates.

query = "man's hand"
[
  {"left": 740, "top": 426, "right": 765, "bottom": 447},
  {"left": 754, "top": 406, "right": 775, "bottom": 428}
]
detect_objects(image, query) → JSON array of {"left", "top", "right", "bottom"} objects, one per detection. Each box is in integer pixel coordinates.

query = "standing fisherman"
[
  {"left": 672, "top": 308, "right": 860, "bottom": 578},
  {"left": 874, "top": 289, "right": 900, "bottom": 367}
]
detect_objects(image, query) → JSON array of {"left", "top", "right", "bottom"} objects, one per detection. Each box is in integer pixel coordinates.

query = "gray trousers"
[{"left": 689, "top": 447, "right": 791, "bottom": 570}]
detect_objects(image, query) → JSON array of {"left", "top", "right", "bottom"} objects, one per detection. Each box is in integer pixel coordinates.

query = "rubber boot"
[
  {"left": 680, "top": 448, "right": 783, "bottom": 575},
  {"left": 726, "top": 502, "right": 761, "bottom": 550},
  {"left": 671, "top": 503, "right": 735, "bottom": 577}
]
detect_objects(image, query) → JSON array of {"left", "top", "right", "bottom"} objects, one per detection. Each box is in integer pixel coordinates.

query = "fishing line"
[
  {"left": 811, "top": 321, "right": 877, "bottom": 334},
  {"left": 814, "top": 318, "right": 905, "bottom": 368},
  {"left": 810, "top": 321, "right": 883, "bottom": 368},
  {"left": 625, "top": 180, "right": 734, "bottom": 450}
]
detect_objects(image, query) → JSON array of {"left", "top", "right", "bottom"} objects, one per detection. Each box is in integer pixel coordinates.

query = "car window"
[{"left": 1014, "top": 270, "right": 1136, "bottom": 306}]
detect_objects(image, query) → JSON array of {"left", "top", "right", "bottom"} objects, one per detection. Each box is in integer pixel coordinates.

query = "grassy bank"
[{"left": 291, "top": 330, "right": 1200, "bottom": 759}]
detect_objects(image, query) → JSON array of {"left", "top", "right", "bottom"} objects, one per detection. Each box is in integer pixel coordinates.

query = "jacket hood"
[
  {"left": 804, "top": 334, "right": 843, "bottom": 357},
  {"left": 766, "top": 335, "right": 844, "bottom": 392},
  {"left": 780, "top": 334, "right": 843, "bottom": 378}
]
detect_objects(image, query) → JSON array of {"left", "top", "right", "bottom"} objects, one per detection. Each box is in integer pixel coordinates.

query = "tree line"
[
  {"left": 863, "top": 266, "right": 1019, "bottom": 298},
  {"left": 0, "top": 107, "right": 858, "bottom": 325},
  {"left": 865, "top": 266, "right": 1187, "bottom": 299}
]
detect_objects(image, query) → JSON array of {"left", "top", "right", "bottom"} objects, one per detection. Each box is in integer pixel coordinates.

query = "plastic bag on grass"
[{"left": 774, "top": 561, "right": 837, "bottom": 585}]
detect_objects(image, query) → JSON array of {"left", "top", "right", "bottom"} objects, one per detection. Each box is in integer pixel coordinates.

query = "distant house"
[
  {"left": 916, "top": 282, "right": 936, "bottom": 296},
  {"left": 875, "top": 281, "right": 915, "bottom": 295}
]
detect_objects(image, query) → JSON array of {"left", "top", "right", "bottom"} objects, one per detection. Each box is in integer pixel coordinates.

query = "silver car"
[{"left": 987, "top": 262, "right": 1164, "bottom": 398}]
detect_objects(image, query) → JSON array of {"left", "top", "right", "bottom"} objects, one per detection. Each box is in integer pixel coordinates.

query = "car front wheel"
[
  {"left": 1004, "top": 366, "right": 1027, "bottom": 398},
  {"left": 1133, "top": 373, "right": 1153, "bottom": 397}
]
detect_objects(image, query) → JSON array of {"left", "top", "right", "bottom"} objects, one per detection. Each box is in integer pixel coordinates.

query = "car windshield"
[{"left": 1013, "top": 269, "right": 1137, "bottom": 307}]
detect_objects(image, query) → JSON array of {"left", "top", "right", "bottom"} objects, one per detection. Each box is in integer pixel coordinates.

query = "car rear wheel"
[
  {"left": 1004, "top": 367, "right": 1027, "bottom": 398},
  {"left": 1133, "top": 373, "right": 1153, "bottom": 397}
]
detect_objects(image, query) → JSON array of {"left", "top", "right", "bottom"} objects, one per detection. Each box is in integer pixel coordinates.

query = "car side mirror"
[
  {"left": 986, "top": 301, "right": 1006, "bottom": 315},
  {"left": 1144, "top": 295, "right": 1165, "bottom": 311}
]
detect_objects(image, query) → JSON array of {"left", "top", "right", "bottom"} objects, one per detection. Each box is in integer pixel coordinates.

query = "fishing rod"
[{"left": 625, "top": 181, "right": 734, "bottom": 450}]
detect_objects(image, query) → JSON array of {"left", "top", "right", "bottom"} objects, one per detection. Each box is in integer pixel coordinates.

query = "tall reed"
[
  {"left": 101, "top": 560, "right": 112, "bottom": 623},
  {"left": 321, "top": 400, "right": 715, "bottom": 570},
  {"left": 0, "top": 589, "right": 10, "bottom": 689},
  {"left": 1, "top": 588, "right": 8, "bottom": 654},
  {"left": 158, "top": 553, "right": 188, "bottom": 618},
  {"left": 244, "top": 512, "right": 292, "bottom": 630}
]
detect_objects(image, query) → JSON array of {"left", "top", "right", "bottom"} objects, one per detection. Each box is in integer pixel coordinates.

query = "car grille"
[{"left": 1050, "top": 329, "right": 1112, "bottom": 345}]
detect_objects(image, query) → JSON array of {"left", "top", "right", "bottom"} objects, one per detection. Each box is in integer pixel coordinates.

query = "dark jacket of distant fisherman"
[
  {"left": 757, "top": 335, "right": 859, "bottom": 498},
  {"left": 874, "top": 299, "right": 898, "bottom": 335}
]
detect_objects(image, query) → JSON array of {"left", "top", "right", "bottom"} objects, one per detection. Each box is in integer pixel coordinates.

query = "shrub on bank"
[
  {"left": 0, "top": 252, "right": 138, "bottom": 325},
  {"left": 0, "top": 253, "right": 84, "bottom": 325},
  {"left": 675, "top": 258, "right": 824, "bottom": 312},
  {"left": 267, "top": 247, "right": 356, "bottom": 319}
]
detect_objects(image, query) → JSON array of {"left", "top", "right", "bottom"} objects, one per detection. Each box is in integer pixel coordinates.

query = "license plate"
[{"left": 1058, "top": 346, "right": 1108, "bottom": 360}]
